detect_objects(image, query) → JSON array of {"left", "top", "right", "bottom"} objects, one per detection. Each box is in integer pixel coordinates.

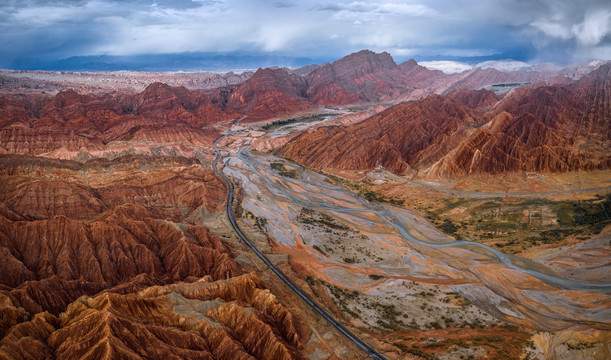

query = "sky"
[{"left": 1, "top": 0, "right": 610, "bottom": 70}]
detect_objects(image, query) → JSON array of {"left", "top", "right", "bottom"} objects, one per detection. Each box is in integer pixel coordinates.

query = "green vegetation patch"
[
  {"left": 368, "top": 274, "right": 385, "bottom": 281},
  {"left": 297, "top": 207, "right": 350, "bottom": 231},
  {"left": 312, "top": 244, "right": 327, "bottom": 255},
  {"left": 324, "top": 173, "right": 405, "bottom": 206},
  {"left": 270, "top": 162, "right": 299, "bottom": 178},
  {"left": 323, "top": 281, "right": 362, "bottom": 320},
  {"left": 261, "top": 113, "right": 335, "bottom": 130},
  {"left": 436, "top": 193, "right": 611, "bottom": 252}
]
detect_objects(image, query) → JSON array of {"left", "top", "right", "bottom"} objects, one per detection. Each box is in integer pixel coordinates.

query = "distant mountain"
[
  {"left": 0, "top": 82, "right": 241, "bottom": 156},
  {"left": 3, "top": 50, "right": 608, "bottom": 164},
  {"left": 226, "top": 67, "right": 311, "bottom": 119},
  {"left": 279, "top": 64, "right": 611, "bottom": 178},
  {"left": 10, "top": 53, "right": 324, "bottom": 72},
  {"left": 214, "top": 50, "right": 558, "bottom": 118},
  {"left": 7, "top": 50, "right": 600, "bottom": 122}
]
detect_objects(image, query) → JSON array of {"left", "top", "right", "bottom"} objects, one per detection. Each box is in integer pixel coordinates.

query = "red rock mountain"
[
  {"left": 217, "top": 50, "right": 436, "bottom": 117},
  {"left": 0, "top": 153, "right": 308, "bottom": 359},
  {"left": 278, "top": 94, "right": 483, "bottom": 174},
  {"left": 448, "top": 89, "right": 499, "bottom": 110},
  {"left": 0, "top": 83, "right": 239, "bottom": 156},
  {"left": 2, "top": 51, "right": 562, "bottom": 134},
  {"left": 126, "top": 82, "right": 237, "bottom": 127},
  {"left": 429, "top": 64, "right": 611, "bottom": 177},
  {"left": 216, "top": 50, "right": 558, "bottom": 118},
  {"left": 0, "top": 272, "right": 306, "bottom": 360},
  {"left": 220, "top": 51, "right": 416, "bottom": 118},
  {"left": 226, "top": 68, "right": 310, "bottom": 119},
  {"left": 280, "top": 65, "right": 611, "bottom": 178},
  {"left": 305, "top": 50, "right": 406, "bottom": 105}
]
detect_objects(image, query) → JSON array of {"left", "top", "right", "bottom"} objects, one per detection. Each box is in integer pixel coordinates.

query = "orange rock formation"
[{"left": 280, "top": 65, "right": 611, "bottom": 178}]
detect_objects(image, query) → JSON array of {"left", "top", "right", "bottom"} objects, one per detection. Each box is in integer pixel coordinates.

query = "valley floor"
[{"left": 216, "top": 118, "right": 610, "bottom": 360}]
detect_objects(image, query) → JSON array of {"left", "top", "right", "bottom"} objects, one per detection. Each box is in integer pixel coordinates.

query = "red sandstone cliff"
[
  {"left": 0, "top": 83, "right": 239, "bottom": 156},
  {"left": 280, "top": 65, "right": 610, "bottom": 178},
  {"left": 226, "top": 67, "right": 311, "bottom": 119},
  {"left": 278, "top": 94, "right": 482, "bottom": 174}
]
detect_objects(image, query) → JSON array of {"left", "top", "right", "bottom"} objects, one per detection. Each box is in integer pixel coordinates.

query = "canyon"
[{"left": 0, "top": 50, "right": 609, "bottom": 359}]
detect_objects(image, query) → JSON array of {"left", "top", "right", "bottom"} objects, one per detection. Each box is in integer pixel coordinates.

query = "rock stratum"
[
  {"left": 279, "top": 64, "right": 611, "bottom": 178},
  {"left": 207, "top": 50, "right": 558, "bottom": 119},
  {"left": 1, "top": 50, "right": 584, "bottom": 123},
  {"left": 0, "top": 82, "right": 239, "bottom": 158},
  {"left": 0, "top": 154, "right": 308, "bottom": 359}
]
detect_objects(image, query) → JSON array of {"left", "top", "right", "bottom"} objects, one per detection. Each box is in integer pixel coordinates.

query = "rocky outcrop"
[
  {"left": 112, "top": 124, "right": 219, "bottom": 146},
  {"left": 0, "top": 153, "right": 232, "bottom": 315},
  {"left": 126, "top": 82, "right": 237, "bottom": 127},
  {"left": 0, "top": 125, "right": 107, "bottom": 155},
  {"left": 280, "top": 66, "right": 610, "bottom": 178},
  {"left": 0, "top": 179, "right": 107, "bottom": 219},
  {"left": 448, "top": 89, "right": 499, "bottom": 109},
  {"left": 0, "top": 206, "right": 239, "bottom": 302},
  {"left": 278, "top": 94, "right": 479, "bottom": 174},
  {"left": 0, "top": 311, "right": 58, "bottom": 360},
  {"left": 36, "top": 89, "right": 124, "bottom": 133},
  {"left": 0, "top": 83, "right": 235, "bottom": 157},
  {"left": 1, "top": 273, "right": 306, "bottom": 360},
  {"left": 0, "top": 98, "right": 35, "bottom": 128},
  {"left": 427, "top": 112, "right": 577, "bottom": 177},
  {"left": 306, "top": 50, "right": 405, "bottom": 105},
  {"left": 226, "top": 68, "right": 310, "bottom": 119},
  {"left": 0, "top": 148, "right": 311, "bottom": 358},
  {"left": 0, "top": 155, "right": 226, "bottom": 220},
  {"left": 429, "top": 64, "right": 611, "bottom": 177}
]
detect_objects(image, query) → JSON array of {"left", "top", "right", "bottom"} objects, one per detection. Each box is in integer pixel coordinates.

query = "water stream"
[{"left": 235, "top": 147, "right": 611, "bottom": 293}]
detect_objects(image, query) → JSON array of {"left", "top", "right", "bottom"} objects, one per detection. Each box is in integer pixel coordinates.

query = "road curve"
[{"left": 212, "top": 134, "right": 387, "bottom": 360}]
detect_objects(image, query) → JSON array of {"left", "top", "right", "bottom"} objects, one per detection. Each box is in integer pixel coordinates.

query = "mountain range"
[
  {"left": 279, "top": 63, "right": 611, "bottom": 178},
  {"left": 2, "top": 50, "right": 607, "bottom": 178},
  {"left": 1, "top": 49, "right": 610, "bottom": 359}
]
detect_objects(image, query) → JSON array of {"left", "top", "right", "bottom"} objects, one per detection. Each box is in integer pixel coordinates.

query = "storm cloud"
[{"left": 0, "top": 0, "right": 609, "bottom": 68}]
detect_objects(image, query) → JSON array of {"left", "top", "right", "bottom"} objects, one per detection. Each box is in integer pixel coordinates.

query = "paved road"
[{"left": 212, "top": 135, "right": 387, "bottom": 360}]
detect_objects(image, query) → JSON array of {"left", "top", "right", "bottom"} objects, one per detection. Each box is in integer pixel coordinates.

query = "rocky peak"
[
  {"left": 52, "top": 89, "right": 97, "bottom": 106},
  {"left": 578, "top": 63, "right": 610, "bottom": 85},
  {"left": 226, "top": 66, "right": 309, "bottom": 118},
  {"left": 330, "top": 49, "right": 398, "bottom": 75},
  {"left": 139, "top": 82, "right": 176, "bottom": 99},
  {"left": 399, "top": 59, "right": 419, "bottom": 72}
]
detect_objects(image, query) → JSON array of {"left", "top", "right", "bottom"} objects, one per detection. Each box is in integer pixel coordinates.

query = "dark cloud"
[{"left": 0, "top": 0, "right": 609, "bottom": 69}]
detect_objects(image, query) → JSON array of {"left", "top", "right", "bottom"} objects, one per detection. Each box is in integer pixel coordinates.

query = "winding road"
[{"left": 212, "top": 134, "right": 387, "bottom": 360}]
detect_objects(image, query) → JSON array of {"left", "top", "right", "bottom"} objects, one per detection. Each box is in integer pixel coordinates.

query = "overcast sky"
[{"left": 1, "top": 0, "right": 610, "bottom": 68}]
